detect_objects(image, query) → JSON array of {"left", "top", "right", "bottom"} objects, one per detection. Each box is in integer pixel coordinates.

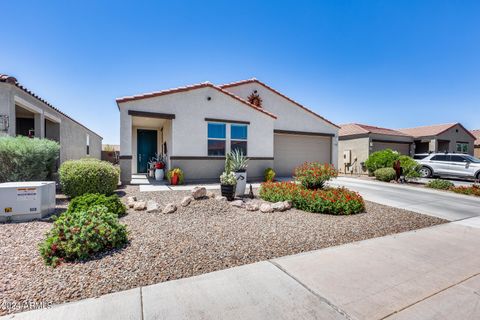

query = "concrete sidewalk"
[{"left": 4, "top": 217, "right": 480, "bottom": 320}]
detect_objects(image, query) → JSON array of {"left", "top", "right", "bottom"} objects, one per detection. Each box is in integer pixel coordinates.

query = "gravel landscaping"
[{"left": 0, "top": 186, "right": 446, "bottom": 316}]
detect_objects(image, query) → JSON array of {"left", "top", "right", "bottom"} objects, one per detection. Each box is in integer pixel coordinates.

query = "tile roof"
[
  {"left": 116, "top": 82, "right": 277, "bottom": 119},
  {"left": 339, "top": 123, "right": 411, "bottom": 138},
  {"left": 0, "top": 74, "right": 102, "bottom": 138},
  {"left": 219, "top": 78, "right": 339, "bottom": 128},
  {"left": 471, "top": 129, "right": 480, "bottom": 146},
  {"left": 399, "top": 123, "right": 477, "bottom": 140}
]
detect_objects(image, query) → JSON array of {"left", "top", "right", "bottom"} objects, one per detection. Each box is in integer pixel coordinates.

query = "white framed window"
[
  {"left": 230, "top": 124, "right": 248, "bottom": 155},
  {"left": 456, "top": 142, "right": 468, "bottom": 154},
  {"left": 207, "top": 123, "right": 226, "bottom": 156}
]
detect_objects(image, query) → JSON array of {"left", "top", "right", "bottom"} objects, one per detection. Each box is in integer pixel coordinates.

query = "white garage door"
[{"left": 274, "top": 134, "right": 331, "bottom": 177}]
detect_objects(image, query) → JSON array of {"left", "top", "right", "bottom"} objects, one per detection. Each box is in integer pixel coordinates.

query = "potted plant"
[
  {"left": 220, "top": 153, "right": 237, "bottom": 200},
  {"left": 231, "top": 149, "right": 248, "bottom": 196},
  {"left": 152, "top": 153, "right": 166, "bottom": 181},
  {"left": 167, "top": 168, "right": 184, "bottom": 185}
]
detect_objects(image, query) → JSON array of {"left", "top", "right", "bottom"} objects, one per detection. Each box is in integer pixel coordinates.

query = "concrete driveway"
[{"left": 329, "top": 177, "right": 480, "bottom": 221}]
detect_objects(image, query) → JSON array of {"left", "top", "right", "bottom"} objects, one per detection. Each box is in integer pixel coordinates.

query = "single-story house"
[
  {"left": 0, "top": 74, "right": 102, "bottom": 162},
  {"left": 117, "top": 79, "right": 339, "bottom": 184},
  {"left": 399, "top": 123, "right": 475, "bottom": 156},
  {"left": 338, "top": 123, "right": 414, "bottom": 174},
  {"left": 471, "top": 129, "right": 480, "bottom": 158}
]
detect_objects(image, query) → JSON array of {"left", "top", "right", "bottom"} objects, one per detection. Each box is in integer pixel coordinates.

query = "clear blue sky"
[{"left": 1, "top": 1, "right": 479, "bottom": 144}]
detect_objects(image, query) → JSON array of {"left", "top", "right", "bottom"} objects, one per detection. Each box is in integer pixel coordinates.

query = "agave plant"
[{"left": 230, "top": 149, "right": 248, "bottom": 172}]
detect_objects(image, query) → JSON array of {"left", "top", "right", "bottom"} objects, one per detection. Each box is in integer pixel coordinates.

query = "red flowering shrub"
[
  {"left": 259, "top": 182, "right": 365, "bottom": 215},
  {"left": 450, "top": 184, "right": 480, "bottom": 197},
  {"left": 294, "top": 162, "right": 338, "bottom": 190}
]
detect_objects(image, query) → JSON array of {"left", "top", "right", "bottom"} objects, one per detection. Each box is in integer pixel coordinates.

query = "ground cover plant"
[
  {"left": 426, "top": 179, "right": 454, "bottom": 190},
  {"left": 0, "top": 136, "right": 60, "bottom": 182},
  {"left": 39, "top": 206, "right": 128, "bottom": 267},
  {"left": 259, "top": 181, "right": 365, "bottom": 215},
  {"left": 450, "top": 184, "right": 480, "bottom": 197},
  {"left": 374, "top": 167, "right": 397, "bottom": 182},
  {"left": 59, "top": 159, "right": 119, "bottom": 197},
  {"left": 67, "top": 193, "right": 127, "bottom": 217},
  {"left": 294, "top": 162, "right": 338, "bottom": 189}
]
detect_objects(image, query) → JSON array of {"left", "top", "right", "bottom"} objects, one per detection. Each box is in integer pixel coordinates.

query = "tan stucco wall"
[
  {"left": 475, "top": 146, "right": 480, "bottom": 158},
  {"left": 0, "top": 82, "right": 102, "bottom": 163},
  {"left": 435, "top": 124, "right": 475, "bottom": 155},
  {"left": 338, "top": 137, "right": 370, "bottom": 174}
]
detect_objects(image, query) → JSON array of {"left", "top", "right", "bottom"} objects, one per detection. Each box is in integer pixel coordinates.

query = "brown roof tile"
[
  {"left": 340, "top": 123, "right": 411, "bottom": 138},
  {"left": 219, "top": 79, "right": 339, "bottom": 128},
  {"left": 399, "top": 123, "right": 477, "bottom": 140},
  {"left": 116, "top": 82, "right": 277, "bottom": 119},
  {"left": 471, "top": 129, "right": 480, "bottom": 146}
]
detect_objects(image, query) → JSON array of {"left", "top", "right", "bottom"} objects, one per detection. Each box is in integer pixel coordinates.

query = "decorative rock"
[
  {"left": 272, "top": 202, "right": 287, "bottom": 212},
  {"left": 133, "top": 201, "right": 146, "bottom": 211},
  {"left": 127, "top": 196, "right": 136, "bottom": 208},
  {"left": 192, "top": 187, "right": 207, "bottom": 199},
  {"left": 206, "top": 191, "right": 216, "bottom": 199},
  {"left": 230, "top": 200, "right": 244, "bottom": 208},
  {"left": 163, "top": 203, "right": 177, "bottom": 214},
  {"left": 283, "top": 200, "right": 292, "bottom": 210},
  {"left": 245, "top": 202, "right": 259, "bottom": 211},
  {"left": 260, "top": 203, "right": 274, "bottom": 213},
  {"left": 216, "top": 196, "right": 227, "bottom": 202},
  {"left": 181, "top": 196, "right": 194, "bottom": 207},
  {"left": 146, "top": 200, "right": 159, "bottom": 213}
]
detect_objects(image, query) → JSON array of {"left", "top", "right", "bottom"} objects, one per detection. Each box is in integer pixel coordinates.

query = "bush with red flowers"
[
  {"left": 259, "top": 181, "right": 365, "bottom": 215},
  {"left": 294, "top": 162, "right": 338, "bottom": 190},
  {"left": 450, "top": 184, "right": 480, "bottom": 197}
]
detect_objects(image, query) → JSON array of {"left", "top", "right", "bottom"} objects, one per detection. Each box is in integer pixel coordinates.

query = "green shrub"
[
  {"left": 167, "top": 168, "right": 184, "bottom": 184},
  {"left": 398, "top": 155, "right": 421, "bottom": 179},
  {"left": 426, "top": 179, "right": 454, "bottom": 190},
  {"left": 264, "top": 168, "right": 276, "bottom": 182},
  {"left": 0, "top": 136, "right": 60, "bottom": 183},
  {"left": 39, "top": 206, "right": 128, "bottom": 267},
  {"left": 59, "top": 159, "right": 119, "bottom": 197},
  {"left": 259, "top": 182, "right": 365, "bottom": 215},
  {"left": 294, "top": 162, "right": 338, "bottom": 190},
  {"left": 365, "top": 149, "right": 399, "bottom": 174},
  {"left": 67, "top": 193, "right": 126, "bottom": 217},
  {"left": 374, "top": 167, "right": 396, "bottom": 182}
]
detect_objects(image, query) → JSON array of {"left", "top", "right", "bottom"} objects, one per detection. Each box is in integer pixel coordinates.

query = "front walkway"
[{"left": 4, "top": 217, "right": 480, "bottom": 320}]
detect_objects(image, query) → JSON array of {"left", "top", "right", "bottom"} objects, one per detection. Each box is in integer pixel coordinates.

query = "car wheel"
[
  {"left": 419, "top": 166, "right": 432, "bottom": 178},
  {"left": 476, "top": 172, "right": 480, "bottom": 181}
]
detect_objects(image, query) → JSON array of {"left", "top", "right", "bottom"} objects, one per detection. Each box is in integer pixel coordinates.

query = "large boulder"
[
  {"left": 127, "top": 196, "right": 136, "bottom": 208},
  {"left": 146, "top": 200, "right": 160, "bottom": 213},
  {"left": 260, "top": 203, "right": 274, "bottom": 213},
  {"left": 245, "top": 202, "right": 259, "bottom": 211},
  {"left": 230, "top": 200, "right": 244, "bottom": 208},
  {"left": 163, "top": 203, "right": 177, "bottom": 214},
  {"left": 192, "top": 187, "right": 207, "bottom": 200},
  {"left": 181, "top": 196, "right": 194, "bottom": 207},
  {"left": 272, "top": 202, "right": 287, "bottom": 212},
  {"left": 133, "top": 201, "right": 146, "bottom": 211},
  {"left": 283, "top": 200, "right": 292, "bottom": 210}
]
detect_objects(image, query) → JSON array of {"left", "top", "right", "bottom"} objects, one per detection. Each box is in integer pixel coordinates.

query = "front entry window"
[{"left": 208, "top": 123, "right": 226, "bottom": 156}]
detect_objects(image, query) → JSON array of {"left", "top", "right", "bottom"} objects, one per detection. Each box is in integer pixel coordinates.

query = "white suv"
[{"left": 417, "top": 153, "right": 480, "bottom": 180}]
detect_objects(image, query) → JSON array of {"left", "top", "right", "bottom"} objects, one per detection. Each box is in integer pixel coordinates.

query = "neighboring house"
[
  {"left": 117, "top": 79, "right": 339, "bottom": 183},
  {"left": 0, "top": 74, "right": 102, "bottom": 163},
  {"left": 399, "top": 123, "right": 475, "bottom": 156},
  {"left": 471, "top": 129, "right": 480, "bottom": 158},
  {"left": 338, "top": 123, "right": 413, "bottom": 174}
]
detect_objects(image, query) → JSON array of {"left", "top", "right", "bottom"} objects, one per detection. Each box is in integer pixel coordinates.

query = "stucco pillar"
[
  {"left": 34, "top": 112, "right": 45, "bottom": 138},
  {"left": 119, "top": 110, "right": 133, "bottom": 184},
  {"left": 429, "top": 139, "right": 437, "bottom": 153}
]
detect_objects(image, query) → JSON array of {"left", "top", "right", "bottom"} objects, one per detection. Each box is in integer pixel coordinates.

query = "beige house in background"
[
  {"left": 338, "top": 123, "right": 413, "bottom": 174},
  {"left": 399, "top": 123, "right": 475, "bottom": 156},
  {"left": 472, "top": 129, "right": 480, "bottom": 158},
  {"left": 0, "top": 74, "right": 102, "bottom": 163}
]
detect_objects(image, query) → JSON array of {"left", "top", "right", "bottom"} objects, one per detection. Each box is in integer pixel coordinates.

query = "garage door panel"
[
  {"left": 274, "top": 134, "right": 331, "bottom": 177},
  {"left": 372, "top": 141, "right": 410, "bottom": 155}
]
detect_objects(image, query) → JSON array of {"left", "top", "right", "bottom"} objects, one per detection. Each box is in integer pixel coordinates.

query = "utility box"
[
  {"left": 0, "top": 181, "right": 55, "bottom": 222},
  {"left": 343, "top": 150, "right": 351, "bottom": 164}
]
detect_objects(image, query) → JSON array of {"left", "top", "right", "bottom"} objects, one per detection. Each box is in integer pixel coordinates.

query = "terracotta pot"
[{"left": 171, "top": 174, "right": 179, "bottom": 185}]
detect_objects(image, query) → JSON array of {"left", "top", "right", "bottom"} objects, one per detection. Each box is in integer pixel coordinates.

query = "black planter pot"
[{"left": 221, "top": 184, "right": 235, "bottom": 201}]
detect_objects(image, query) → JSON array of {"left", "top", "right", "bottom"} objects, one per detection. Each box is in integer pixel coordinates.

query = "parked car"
[{"left": 416, "top": 153, "right": 480, "bottom": 180}]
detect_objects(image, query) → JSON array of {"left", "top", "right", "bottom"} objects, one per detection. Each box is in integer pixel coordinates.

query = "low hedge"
[
  {"left": 450, "top": 184, "right": 480, "bottom": 197},
  {"left": 59, "top": 159, "right": 119, "bottom": 197},
  {"left": 294, "top": 162, "right": 338, "bottom": 190},
  {"left": 426, "top": 179, "right": 454, "bottom": 190},
  {"left": 374, "top": 167, "right": 396, "bottom": 182},
  {"left": 39, "top": 206, "right": 128, "bottom": 267},
  {"left": 259, "top": 182, "right": 365, "bottom": 215},
  {"left": 67, "top": 193, "right": 126, "bottom": 217},
  {"left": 0, "top": 136, "right": 60, "bottom": 182}
]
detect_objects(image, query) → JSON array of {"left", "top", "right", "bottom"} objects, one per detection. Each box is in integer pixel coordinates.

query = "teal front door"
[{"left": 137, "top": 129, "right": 157, "bottom": 173}]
